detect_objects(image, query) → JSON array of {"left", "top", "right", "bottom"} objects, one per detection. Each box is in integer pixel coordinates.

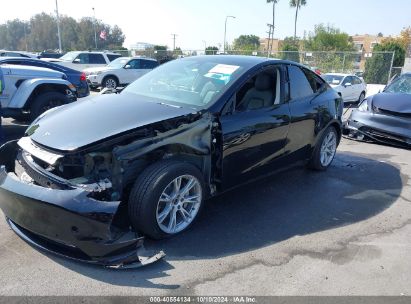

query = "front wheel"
[
  {"left": 30, "top": 92, "right": 68, "bottom": 121},
  {"left": 102, "top": 76, "right": 118, "bottom": 89},
  {"left": 308, "top": 126, "right": 338, "bottom": 171},
  {"left": 128, "top": 160, "right": 205, "bottom": 239}
]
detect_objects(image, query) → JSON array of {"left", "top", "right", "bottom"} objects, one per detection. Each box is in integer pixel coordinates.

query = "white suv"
[
  {"left": 324, "top": 73, "right": 367, "bottom": 103},
  {"left": 42, "top": 51, "right": 121, "bottom": 71},
  {"left": 84, "top": 57, "right": 159, "bottom": 89}
]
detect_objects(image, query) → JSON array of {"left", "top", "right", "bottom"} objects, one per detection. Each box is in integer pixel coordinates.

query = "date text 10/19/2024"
[{"left": 149, "top": 297, "right": 257, "bottom": 303}]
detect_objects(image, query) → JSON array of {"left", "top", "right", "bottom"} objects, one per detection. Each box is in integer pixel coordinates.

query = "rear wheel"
[
  {"left": 30, "top": 92, "right": 68, "bottom": 121},
  {"left": 308, "top": 126, "right": 338, "bottom": 171},
  {"left": 128, "top": 160, "right": 205, "bottom": 239},
  {"left": 358, "top": 92, "right": 365, "bottom": 104}
]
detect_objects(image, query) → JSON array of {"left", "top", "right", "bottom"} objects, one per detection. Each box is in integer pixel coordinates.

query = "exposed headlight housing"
[{"left": 358, "top": 99, "right": 369, "bottom": 112}]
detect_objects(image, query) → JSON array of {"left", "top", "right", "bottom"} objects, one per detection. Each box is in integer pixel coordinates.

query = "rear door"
[
  {"left": 341, "top": 76, "right": 355, "bottom": 101},
  {"left": 285, "top": 65, "right": 329, "bottom": 158}
]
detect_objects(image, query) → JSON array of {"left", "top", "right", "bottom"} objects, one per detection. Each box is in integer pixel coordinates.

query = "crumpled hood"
[
  {"left": 28, "top": 93, "right": 194, "bottom": 152},
  {"left": 372, "top": 93, "right": 411, "bottom": 114}
]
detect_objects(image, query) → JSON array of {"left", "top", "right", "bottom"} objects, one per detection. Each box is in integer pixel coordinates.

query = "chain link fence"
[{"left": 113, "top": 49, "right": 395, "bottom": 85}]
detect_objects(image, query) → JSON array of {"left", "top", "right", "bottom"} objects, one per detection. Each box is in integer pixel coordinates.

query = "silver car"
[{"left": 84, "top": 57, "right": 159, "bottom": 89}]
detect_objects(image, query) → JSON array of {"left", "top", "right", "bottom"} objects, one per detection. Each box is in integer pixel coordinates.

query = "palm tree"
[
  {"left": 289, "top": 0, "right": 307, "bottom": 39},
  {"left": 266, "top": 0, "right": 279, "bottom": 52}
]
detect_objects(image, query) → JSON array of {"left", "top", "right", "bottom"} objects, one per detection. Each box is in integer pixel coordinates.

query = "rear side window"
[
  {"left": 141, "top": 60, "right": 158, "bottom": 69},
  {"left": 353, "top": 77, "right": 362, "bottom": 85},
  {"left": 302, "top": 68, "right": 326, "bottom": 93},
  {"left": 89, "top": 54, "right": 106, "bottom": 64},
  {"left": 288, "top": 65, "right": 314, "bottom": 100},
  {"left": 107, "top": 54, "right": 121, "bottom": 62}
]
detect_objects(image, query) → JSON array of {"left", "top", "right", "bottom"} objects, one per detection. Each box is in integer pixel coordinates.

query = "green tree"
[
  {"left": 233, "top": 35, "right": 260, "bottom": 52},
  {"left": 205, "top": 46, "right": 219, "bottom": 55},
  {"left": 28, "top": 13, "right": 58, "bottom": 51},
  {"left": 305, "top": 24, "right": 354, "bottom": 51},
  {"left": 280, "top": 37, "right": 300, "bottom": 62},
  {"left": 364, "top": 42, "right": 406, "bottom": 84},
  {"left": 289, "top": 0, "right": 307, "bottom": 39},
  {"left": 266, "top": 0, "right": 279, "bottom": 51}
]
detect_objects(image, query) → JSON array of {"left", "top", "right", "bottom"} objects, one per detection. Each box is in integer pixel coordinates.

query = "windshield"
[
  {"left": 123, "top": 58, "right": 247, "bottom": 109},
  {"left": 324, "top": 74, "right": 344, "bottom": 85},
  {"left": 60, "top": 52, "right": 80, "bottom": 62},
  {"left": 108, "top": 57, "right": 129, "bottom": 68},
  {"left": 384, "top": 74, "right": 411, "bottom": 94}
]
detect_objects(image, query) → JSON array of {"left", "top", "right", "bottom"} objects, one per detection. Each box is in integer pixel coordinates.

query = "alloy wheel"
[{"left": 156, "top": 175, "right": 202, "bottom": 234}]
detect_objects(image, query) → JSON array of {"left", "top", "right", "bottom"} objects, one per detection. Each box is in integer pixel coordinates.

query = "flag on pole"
[{"left": 99, "top": 30, "right": 107, "bottom": 40}]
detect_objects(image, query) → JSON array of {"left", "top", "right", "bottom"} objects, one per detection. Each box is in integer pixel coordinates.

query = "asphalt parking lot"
[{"left": 0, "top": 115, "right": 410, "bottom": 296}]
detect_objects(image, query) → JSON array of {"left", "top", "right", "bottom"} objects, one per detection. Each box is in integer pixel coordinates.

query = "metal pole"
[
  {"left": 387, "top": 51, "right": 395, "bottom": 84},
  {"left": 223, "top": 16, "right": 235, "bottom": 54},
  {"left": 92, "top": 8, "right": 97, "bottom": 50},
  {"left": 55, "top": 0, "right": 62, "bottom": 52},
  {"left": 342, "top": 53, "right": 346, "bottom": 73},
  {"left": 171, "top": 34, "right": 177, "bottom": 51},
  {"left": 23, "top": 22, "right": 28, "bottom": 52},
  {"left": 271, "top": 0, "right": 276, "bottom": 53}
]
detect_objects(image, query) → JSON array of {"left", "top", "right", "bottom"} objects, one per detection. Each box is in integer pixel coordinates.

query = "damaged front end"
[
  {"left": 0, "top": 140, "right": 165, "bottom": 268},
  {"left": 344, "top": 96, "right": 411, "bottom": 148}
]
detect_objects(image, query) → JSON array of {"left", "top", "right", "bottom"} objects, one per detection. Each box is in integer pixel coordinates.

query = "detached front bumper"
[
  {"left": 345, "top": 110, "right": 411, "bottom": 147},
  {"left": 0, "top": 141, "right": 164, "bottom": 268}
]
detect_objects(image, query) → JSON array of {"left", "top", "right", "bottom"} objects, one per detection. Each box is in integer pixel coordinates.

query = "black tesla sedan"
[
  {"left": 0, "top": 56, "right": 343, "bottom": 268},
  {"left": 345, "top": 73, "right": 411, "bottom": 148}
]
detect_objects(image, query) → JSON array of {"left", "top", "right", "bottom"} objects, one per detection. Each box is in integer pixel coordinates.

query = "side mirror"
[
  {"left": 73, "top": 58, "right": 81, "bottom": 64},
  {"left": 344, "top": 83, "right": 352, "bottom": 87},
  {"left": 124, "top": 64, "right": 131, "bottom": 69}
]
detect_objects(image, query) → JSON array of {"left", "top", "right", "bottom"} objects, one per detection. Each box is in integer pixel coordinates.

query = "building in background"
[
  {"left": 130, "top": 42, "right": 155, "bottom": 51},
  {"left": 259, "top": 38, "right": 281, "bottom": 53}
]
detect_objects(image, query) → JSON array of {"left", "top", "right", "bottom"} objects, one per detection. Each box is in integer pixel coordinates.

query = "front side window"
[
  {"left": 288, "top": 65, "right": 314, "bottom": 100},
  {"left": 128, "top": 59, "right": 141, "bottom": 69},
  {"left": 234, "top": 67, "right": 281, "bottom": 112},
  {"left": 123, "top": 58, "right": 247, "bottom": 109},
  {"left": 75, "top": 53, "right": 89, "bottom": 64}
]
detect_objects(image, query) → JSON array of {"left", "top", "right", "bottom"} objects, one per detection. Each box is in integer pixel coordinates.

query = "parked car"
[
  {"left": 42, "top": 51, "right": 122, "bottom": 71},
  {"left": 0, "top": 64, "right": 77, "bottom": 121},
  {"left": 323, "top": 73, "right": 366, "bottom": 103},
  {"left": 344, "top": 72, "right": 411, "bottom": 148},
  {"left": 0, "top": 50, "right": 39, "bottom": 59},
  {"left": 0, "top": 56, "right": 343, "bottom": 268},
  {"left": 0, "top": 57, "right": 89, "bottom": 98},
  {"left": 84, "top": 57, "right": 159, "bottom": 89},
  {"left": 38, "top": 51, "right": 64, "bottom": 59}
]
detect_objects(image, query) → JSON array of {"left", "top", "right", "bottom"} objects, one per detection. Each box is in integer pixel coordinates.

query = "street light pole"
[
  {"left": 223, "top": 15, "right": 236, "bottom": 54},
  {"left": 92, "top": 7, "right": 98, "bottom": 50},
  {"left": 55, "top": 0, "right": 62, "bottom": 52}
]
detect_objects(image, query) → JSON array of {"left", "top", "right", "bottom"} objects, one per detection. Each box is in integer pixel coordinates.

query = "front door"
[{"left": 220, "top": 65, "right": 291, "bottom": 189}]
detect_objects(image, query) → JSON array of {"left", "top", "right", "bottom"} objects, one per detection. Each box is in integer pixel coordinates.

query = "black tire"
[
  {"left": 307, "top": 126, "right": 338, "bottom": 171},
  {"left": 102, "top": 76, "right": 118, "bottom": 89},
  {"left": 128, "top": 160, "right": 205, "bottom": 240},
  {"left": 30, "top": 92, "right": 68, "bottom": 121},
  {"left": 358, "top": 92, "right": 366, "bottom": 104}
]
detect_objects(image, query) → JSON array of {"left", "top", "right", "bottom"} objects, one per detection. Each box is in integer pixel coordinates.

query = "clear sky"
[{"left": 0, "top": 0, "right": 410, "bottom": 50}]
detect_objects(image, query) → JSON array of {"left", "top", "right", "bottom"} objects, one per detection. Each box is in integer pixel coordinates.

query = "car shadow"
[
  {"left": 48, "top": 151, "right": 403, "bottom": 289},
  {"left": 2, "top": 120, "right": 28, "bottom": 142}
]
